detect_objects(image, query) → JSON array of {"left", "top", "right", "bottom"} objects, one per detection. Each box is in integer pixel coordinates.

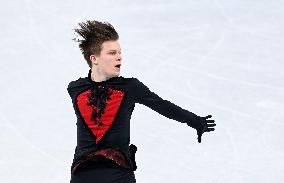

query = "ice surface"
[{"left": 0, "top": 0, "right": 283, "bottom": 182}]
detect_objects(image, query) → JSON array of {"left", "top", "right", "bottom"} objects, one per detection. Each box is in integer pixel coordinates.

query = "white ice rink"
[{"left": 0, "top": 0, "right": 283, "bottom": 182}]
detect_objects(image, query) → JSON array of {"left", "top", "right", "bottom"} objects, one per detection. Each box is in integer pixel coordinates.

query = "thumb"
[{"left": 197, "top": 129, "right": 202, "bottom": 143}]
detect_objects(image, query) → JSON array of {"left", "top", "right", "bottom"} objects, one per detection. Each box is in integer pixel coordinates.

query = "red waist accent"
[{"left": 71, "top": 148, "right": 130, "bottom": 174}]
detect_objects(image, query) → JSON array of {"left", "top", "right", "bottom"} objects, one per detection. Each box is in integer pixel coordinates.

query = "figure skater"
[{"left": 67, "top": 20, "right": 216, "bottom": 183}]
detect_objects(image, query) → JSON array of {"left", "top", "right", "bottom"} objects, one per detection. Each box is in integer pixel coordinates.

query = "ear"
[{"left": 90, "top": 55, "right": 98, "bottom": 65}]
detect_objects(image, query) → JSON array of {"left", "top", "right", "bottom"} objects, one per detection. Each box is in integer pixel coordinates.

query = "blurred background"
[{"left": 0, "top": 0, "right": 283, "bottom": 182}]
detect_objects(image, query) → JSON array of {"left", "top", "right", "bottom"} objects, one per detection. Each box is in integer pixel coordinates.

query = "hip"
[{"left": 70, "top": 157, "right": 136, "bottom": 183}]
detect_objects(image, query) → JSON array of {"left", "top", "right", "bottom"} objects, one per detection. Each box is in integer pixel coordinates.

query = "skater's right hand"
[
  {"left": 129, "top": 144, "right": 137, "bottom": 171},
  {"left": 196, "top": 115, "right": 216, "bottom": 143}
]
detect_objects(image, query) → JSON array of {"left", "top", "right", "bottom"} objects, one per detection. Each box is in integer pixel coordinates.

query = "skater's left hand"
[{"left": 197, "top": 115, "right": 216, "bottom": 143}]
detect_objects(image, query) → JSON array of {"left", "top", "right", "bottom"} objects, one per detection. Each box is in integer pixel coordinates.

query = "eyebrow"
[{"left": 108, "top": 50, "right": 121, "bottom": 52}]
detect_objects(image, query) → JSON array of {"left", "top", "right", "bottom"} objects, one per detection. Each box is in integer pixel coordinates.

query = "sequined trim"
[
  {"left": 94, "top": 148, "right": 129, "bottom": 168},
  {"left": 71, "top": 148, "right": 130, "bottom": 174},
  {"left": 87, "top": 85, "right": 113, "bottom": 127}
]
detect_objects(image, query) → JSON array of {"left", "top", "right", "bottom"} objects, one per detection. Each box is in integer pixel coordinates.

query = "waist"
[{"left": 71, "top": 147, "right": 131, "bottom": 174}]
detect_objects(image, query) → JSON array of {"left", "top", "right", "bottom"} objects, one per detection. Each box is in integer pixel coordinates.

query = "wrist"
[{"left": 187, "top": 116, "right": 203, "bottom": 130}]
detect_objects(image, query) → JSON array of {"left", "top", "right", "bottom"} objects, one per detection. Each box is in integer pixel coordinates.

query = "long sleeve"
[
  {"left": 67, "top": 81, "right": 77, "bottom": 99},
  {"left": 131, "top": 78, "right": 202, "bottom": 130}
]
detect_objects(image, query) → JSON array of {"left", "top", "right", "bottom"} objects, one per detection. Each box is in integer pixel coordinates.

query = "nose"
[{"left": 117, "top": 53, "right": 122, "bottom": 61}]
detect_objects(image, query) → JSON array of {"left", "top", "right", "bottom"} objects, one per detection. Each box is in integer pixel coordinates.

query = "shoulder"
[
  {"left": 116, "top": 76, "right": 139, "bottom": 85},
  {"left": 122, "top": 77, "right": 140, "bottom": 86},
  {"left": 67, "top": 77, "right": 88, "bottom": 91},
  {"left": 124, "top": 77, "right": 149, "bottom": 92}
]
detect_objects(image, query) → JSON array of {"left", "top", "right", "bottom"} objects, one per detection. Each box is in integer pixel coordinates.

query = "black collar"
[{"left": 87, "top": 69, "right": 119, "bottom": 85}]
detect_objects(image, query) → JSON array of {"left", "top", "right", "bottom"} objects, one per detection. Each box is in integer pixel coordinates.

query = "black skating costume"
[{"left": 67, "top": 69, "right": 204, "bottom": 183}]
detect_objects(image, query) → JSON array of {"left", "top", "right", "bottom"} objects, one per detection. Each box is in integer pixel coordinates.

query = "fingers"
[
  {"left": 202, "top": 115, "right": 215, "bottom": 123},
  {"left": 206, "top": 121, "right": 216, "bottom": 132},
  {"left": 197, "top": 115, "right": 216, "bottom": 143},
  {"left": 205, "top": 128, "right": 215, "bottom": 132},
  {"left": 204, "top": 115, "right": 215, "bottom": 126},
  {"left": 207, "top": 123, "right": 216, "bottom": 127},
  {"left": 204, "top": 115, "right": 212, "bottom": 119},
  {"left": 205, "top": 118, "right": 216, "bottom": 132}
]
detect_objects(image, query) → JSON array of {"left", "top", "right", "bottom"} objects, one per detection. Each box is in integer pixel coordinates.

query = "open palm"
[{"left": 197, "top": 115, "right": 216, "bottom": 143}]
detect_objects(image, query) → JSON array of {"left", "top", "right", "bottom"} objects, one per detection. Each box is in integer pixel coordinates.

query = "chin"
[{"left": 113, "top": 72, "right": 120, "bottom": 77}]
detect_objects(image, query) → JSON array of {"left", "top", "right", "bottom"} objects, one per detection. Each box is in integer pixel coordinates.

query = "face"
[{"left": 90, "top": 40, "right": 122, "bottom": 78}]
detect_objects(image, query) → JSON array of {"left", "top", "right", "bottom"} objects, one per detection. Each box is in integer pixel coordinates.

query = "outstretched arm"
[{"left": 131, "top": 78, "right": 216, "bottom": 143}]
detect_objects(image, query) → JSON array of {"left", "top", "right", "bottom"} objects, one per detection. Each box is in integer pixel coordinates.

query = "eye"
[{"left": 109, "top": 52, "right": 116, "bottom": 55}]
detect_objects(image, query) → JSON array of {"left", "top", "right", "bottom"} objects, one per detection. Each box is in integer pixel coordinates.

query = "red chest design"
[{"left": 76, "top": 86, "right": 125, "bottom": 144}]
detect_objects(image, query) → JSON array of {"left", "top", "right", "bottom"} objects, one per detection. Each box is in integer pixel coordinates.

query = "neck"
[{"left": 90, "top": 67, "right": 111, "bottom": 82}]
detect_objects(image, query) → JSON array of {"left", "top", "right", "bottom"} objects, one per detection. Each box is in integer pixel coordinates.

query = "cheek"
[
  {"left": 105, "top": 61, "right": 114, "bottom": 71},
  {"left": 100, "top": 57, "right": 113, "bottom": 68}
]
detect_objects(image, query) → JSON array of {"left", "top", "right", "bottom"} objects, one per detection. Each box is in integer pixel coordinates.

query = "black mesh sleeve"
[{"left": 131, "top": 78, "right": 202, "bottom": 130}]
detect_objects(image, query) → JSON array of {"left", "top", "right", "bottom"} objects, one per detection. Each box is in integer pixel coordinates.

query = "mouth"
[{"left": 114, "top": 64, "right": 121, "bottom": 69}]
